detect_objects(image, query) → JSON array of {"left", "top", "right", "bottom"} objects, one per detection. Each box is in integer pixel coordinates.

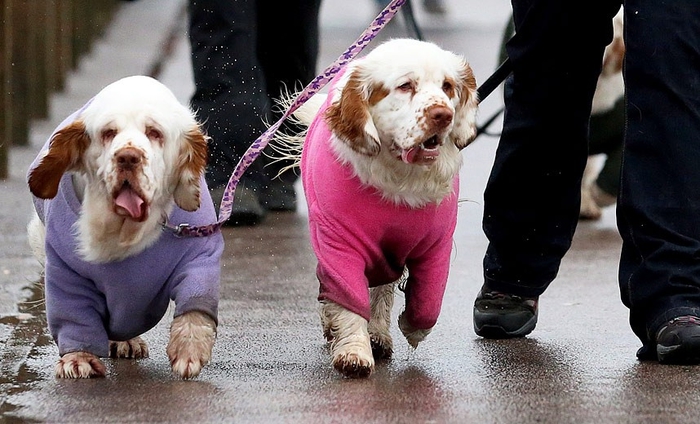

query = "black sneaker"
[
  {"left": 655, "top": 315, "right": 700, "bottom": 364},
  {"left": 473, "top": 288, "right": 538, "bottom": 338}
]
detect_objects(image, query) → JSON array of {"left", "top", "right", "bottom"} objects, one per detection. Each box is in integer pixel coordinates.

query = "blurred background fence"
[{"left": 1, "top": 0, "right": 119, "bottom": 179}]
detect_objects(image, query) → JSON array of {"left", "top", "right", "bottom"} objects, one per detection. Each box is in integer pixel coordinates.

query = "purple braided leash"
[{"left": 163, "top": 0, "right": 407, "bottom": 237}]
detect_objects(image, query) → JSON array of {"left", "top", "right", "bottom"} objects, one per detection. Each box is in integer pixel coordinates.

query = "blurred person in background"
[{"left": 188, "top": 0, "right": 322, "bottom": 226}]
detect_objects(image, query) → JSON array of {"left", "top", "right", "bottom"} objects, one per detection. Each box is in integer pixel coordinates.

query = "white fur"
[
  {"left": 110, "top": 336, "right": 149, "bottom": 359},
  {"left": 27, "top": 213, "right": 46, "bottom": 266},
  {"left": 55, "top": 351, "right": 106, "bottom": 379},
  {"left": 167, "top": 311, "right": 217, "bottom": 379},
  {"left": 77, "top": 77, "right": 201, "bottom": 262},
  {"left": 330, "top": 139, "right": 463, "bottom": 208},
  {"left": 320, "top": 301, "right": 375, "bottom": 378},
  {"left": 328, "top": 39, "right": 477, "bottom": 208}
]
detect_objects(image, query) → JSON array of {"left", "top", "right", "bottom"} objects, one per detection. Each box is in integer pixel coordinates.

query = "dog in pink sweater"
[{"left": 285, "top": 39, "right": 478, "bottom": 378}]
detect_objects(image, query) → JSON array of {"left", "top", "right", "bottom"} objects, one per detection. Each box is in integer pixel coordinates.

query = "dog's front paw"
[
  {"left": 398, "top": 312, "right": 432, "bottom": 349},
  {"left": 333, "top": 348, "right": 374, "bottom": 378},
  {"left": 321, "top": 301, "right": 375, "bottom": 378},
  {"left": 109, "top": 337, "right": 149, "bottom": 359},
  {"left": 55, "top": 352, "right": 106, "bottom": 378},
  {"left": 167, "top": 311, "right": 216, "bottom": 379}
]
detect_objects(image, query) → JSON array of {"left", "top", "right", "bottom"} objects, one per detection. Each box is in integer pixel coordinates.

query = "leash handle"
[
  {"left": 476, "top": 58, "right": 511, "bottom": 103},
  {"left": 473, "top": 58, "right": 512, "bottom": 138},
  {"left": 164, "top": 0, "right": 408, "bottom": 237}
]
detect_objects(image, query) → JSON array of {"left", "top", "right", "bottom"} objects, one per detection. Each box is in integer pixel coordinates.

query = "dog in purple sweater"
[{"left": 26, "top": 76, "right": 223, "bottom": 379}]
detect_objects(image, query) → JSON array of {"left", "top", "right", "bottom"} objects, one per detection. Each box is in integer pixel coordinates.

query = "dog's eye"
[
  {"left": 146, "top": 127, "right": 164, "bottom": 144},
  {"left": 442, "top": 81, "right": 454, "bottom": 96},
  {"left": 101, "top": 129, "right": 117, "bottom": 142},
  {"left": 397, "top": 82, "right": 413, "bottom": 92}
]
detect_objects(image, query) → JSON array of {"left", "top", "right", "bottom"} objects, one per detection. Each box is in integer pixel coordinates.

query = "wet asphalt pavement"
[{"left": 2, "top": 0, "right": 700, "bottom": 422}]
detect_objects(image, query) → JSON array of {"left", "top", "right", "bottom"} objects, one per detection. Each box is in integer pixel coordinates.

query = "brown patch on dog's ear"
[
  {"left": 28, "top": 121, "right": 90, "bottom": 199},
  {"left": 450, "top": 61, "right": 479, "bottom": 150},
  {"left": 173, "top": 125, "right": 208, "bottom": 211},
  {"left": 325, "top": 70, "right": 382, "bottom": 156}
]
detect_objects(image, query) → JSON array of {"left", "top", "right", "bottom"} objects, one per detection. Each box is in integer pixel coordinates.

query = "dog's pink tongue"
[
  {"left": 115, "top": 187, "right": 144, "bottom": 219},
  {"left": 401, "top": 147, "right": 419, "bottom": 164}
]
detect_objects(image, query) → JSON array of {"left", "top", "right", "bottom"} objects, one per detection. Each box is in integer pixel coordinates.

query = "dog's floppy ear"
[
  {"left": 28, "top": 121, "right": 90, "bottom": 199},
  {"left": 325, "top": 68, "right": 382, "bottom": 156},
  {"left": 450, "top": 61, "right": 479, "bottom": 150},
  {"left": 173, "top": 125, "right": 208, "bottom": 212}
]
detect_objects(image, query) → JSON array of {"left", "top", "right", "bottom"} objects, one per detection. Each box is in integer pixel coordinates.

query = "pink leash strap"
[{"left": 163, "top": 0, "right": 407, "bottom": 237}]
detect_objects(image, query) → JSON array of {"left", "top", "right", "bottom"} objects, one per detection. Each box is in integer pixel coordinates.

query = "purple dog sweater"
[
  {"left": 29, "top": 107, "right": 223, "bottom": 358},
  {"left": 301, "top": 75, "right": 459, "bottom": 330}
]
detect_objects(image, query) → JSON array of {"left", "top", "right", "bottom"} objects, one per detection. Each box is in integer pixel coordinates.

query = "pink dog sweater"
[{"left": 301, "top": 75, "right": 459, "bottom": 330}]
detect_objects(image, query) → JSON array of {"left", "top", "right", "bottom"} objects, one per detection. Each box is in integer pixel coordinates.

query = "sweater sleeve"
[
  {"left": 312, "top": 219, "right": 373, "bottom": 321},
  {"left": 169, "top": 231, "right": 224, "bottom": 325},
  {"left": 402, "top": 236, "right": 454, "bottom": 331},
  {"left": 402, "top": 201, "right": 458, "bottom": 330},
  {"left": 44, "top": 244, "right": 110, "bottom": 357}
]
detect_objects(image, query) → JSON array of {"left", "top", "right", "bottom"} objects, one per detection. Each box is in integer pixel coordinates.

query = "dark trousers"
[
  {"left": 188, "top": 0, "right": 321, "bottom": 190},
  {"left": 482, "top": 0, "right": 700, "bottom": 346},
  {"left": 498, "top": 14, "right": 624, "bottom": 198}
]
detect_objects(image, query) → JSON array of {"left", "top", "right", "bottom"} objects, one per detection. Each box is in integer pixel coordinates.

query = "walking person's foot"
[{"left": 473, "top": 287, "right": 539, "bottom": 338}]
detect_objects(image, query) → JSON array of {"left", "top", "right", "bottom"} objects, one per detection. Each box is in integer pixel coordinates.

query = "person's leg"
[
  {"left": 475, "top": 0, "right": 621, "bottom": 338},
  {"left": 619, "top": 0, "right": 700, "bottom": 363},
  {"left": 255, "top": 0, "right": 322, "bottom": 211},
  {"left": 422, "top": 0, "right": 446, "bottom": 15},
  {"left": 188, "top": 0, "right": 268, "bottom": 225}
]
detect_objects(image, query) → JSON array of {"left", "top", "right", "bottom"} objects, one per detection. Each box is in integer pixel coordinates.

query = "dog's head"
[
  {"left": 325, "top": 38, "right": 478, "bottom": 166},
  {"left": 28, "top": 76, "right": 208, "bottom": 222}
]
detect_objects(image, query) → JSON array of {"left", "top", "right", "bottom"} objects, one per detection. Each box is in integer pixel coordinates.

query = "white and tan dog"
[
  {"left": 280, "top": 38, "right": 478, "bottom": 378},
  {"left": 27, "top": 76, "right": 223, "bottom": 379}
]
